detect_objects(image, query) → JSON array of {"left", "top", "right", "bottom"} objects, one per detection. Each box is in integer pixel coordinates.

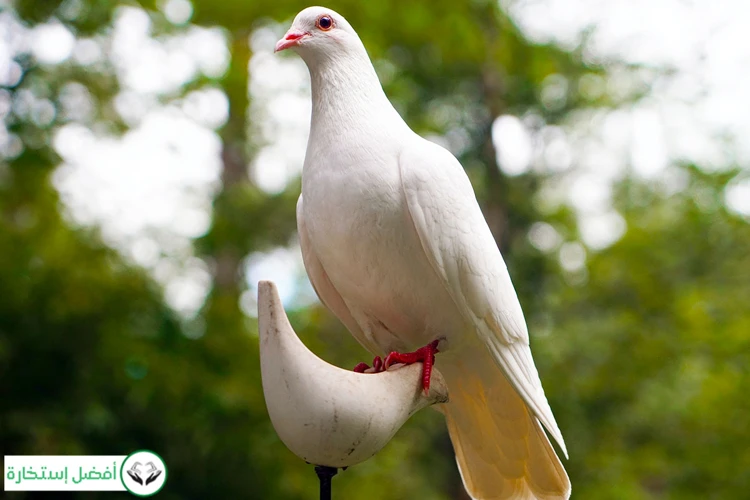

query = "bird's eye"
[{"left": 316, "top": 15, "right": 333, "bottom": 31}]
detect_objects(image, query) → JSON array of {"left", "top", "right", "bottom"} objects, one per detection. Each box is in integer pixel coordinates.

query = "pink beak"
[{"left": 275, "top": 30, "right": 308, "bottom": 52}]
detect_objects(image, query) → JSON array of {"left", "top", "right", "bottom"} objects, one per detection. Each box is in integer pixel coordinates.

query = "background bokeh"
[{"left": 2, "top": 0, "right": 749, "bottom": 498}]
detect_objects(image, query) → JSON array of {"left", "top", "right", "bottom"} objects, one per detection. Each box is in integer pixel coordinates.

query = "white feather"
[{"left": 399, "top": 141, "right": 568, "bottom": 459}]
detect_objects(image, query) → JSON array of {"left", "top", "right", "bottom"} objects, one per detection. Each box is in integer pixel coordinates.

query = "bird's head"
[{"left": 275, "top": 6, "right": 360, "bottom": 61}]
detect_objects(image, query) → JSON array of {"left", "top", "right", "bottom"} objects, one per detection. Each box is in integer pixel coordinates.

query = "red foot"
[
  {"left": 384, "top": 340, "right": 440, "bottom": 394},
  {"left": 353, "top": 356, "right": 383, "bottom": 373}
]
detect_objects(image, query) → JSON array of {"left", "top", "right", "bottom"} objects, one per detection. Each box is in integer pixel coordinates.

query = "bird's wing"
[
  {"left": 398, "top": 140, "right": 567, "bottom": 457},
  {"left": 297, "top": 196, "right": 379, "bottom": 354}
]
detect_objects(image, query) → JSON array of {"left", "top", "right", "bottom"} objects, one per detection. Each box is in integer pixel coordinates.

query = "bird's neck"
[{"left": 306, "top": 52, "right": 407, "bottom": 135}]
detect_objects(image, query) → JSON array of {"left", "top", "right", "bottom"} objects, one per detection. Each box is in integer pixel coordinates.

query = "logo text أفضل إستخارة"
[{"left": 5, "top": 451, "right": 168, "bottom": 497}]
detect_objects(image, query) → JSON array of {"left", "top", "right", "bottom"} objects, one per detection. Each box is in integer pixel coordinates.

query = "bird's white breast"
[{"left": 301, "top": 132, "right": 465, "bottom": 354}]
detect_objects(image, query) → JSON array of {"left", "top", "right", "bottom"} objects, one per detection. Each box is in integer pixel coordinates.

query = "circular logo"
[{"left": 121, "top": 450, "right": 167, "bottom": 497}]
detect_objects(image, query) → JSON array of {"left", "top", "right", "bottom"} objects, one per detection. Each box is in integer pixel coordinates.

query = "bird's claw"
[
  {"left": 384, "top": 340, "right": 440, "bottom": 394},
  {"left": 353, "top": 340, "right": 440, "bottom": 394},
  {"left": 352, "top": 356, "right": 384, "bottom": 373}
]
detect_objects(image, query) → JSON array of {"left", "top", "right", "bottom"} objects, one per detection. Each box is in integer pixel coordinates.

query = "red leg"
[{"left": 384, "top": 340, "right": 440, "bottom": 394}]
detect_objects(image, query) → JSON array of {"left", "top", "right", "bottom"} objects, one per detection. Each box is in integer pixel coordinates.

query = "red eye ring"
[{"left": 316, "top": 15, "right": 334, "bottom": 31}]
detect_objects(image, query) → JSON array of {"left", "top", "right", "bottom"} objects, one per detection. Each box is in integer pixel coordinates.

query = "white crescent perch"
[{"left": 258, "top": 280, "right": 449, "bottom": 468}]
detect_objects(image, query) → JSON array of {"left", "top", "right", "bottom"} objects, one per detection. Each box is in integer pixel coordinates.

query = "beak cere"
[{"left": 275, "top": 30, "right": 308, "bottom": 52}]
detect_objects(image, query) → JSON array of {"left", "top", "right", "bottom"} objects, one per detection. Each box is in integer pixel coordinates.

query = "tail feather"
[{"left": 441, "top": 350, "right": 570, "bottom": 500}]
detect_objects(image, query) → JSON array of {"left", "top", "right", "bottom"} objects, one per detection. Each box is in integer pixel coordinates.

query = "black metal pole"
[{"left": 314, "top": 465, "right": 338, "bottom": 500}]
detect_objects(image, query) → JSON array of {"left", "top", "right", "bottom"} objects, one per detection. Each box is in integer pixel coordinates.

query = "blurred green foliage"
[{"left": 2, "top": 0, "right": 749, "bottom": 499}]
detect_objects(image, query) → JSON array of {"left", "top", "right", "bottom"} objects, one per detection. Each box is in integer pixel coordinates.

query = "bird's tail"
[{"left": 439, "top": 348, "right": 570, "bottom": 500}]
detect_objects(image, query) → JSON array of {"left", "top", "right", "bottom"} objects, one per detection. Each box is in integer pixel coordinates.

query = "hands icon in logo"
[
  {"left": 126, "top": 462, "right": 163, "bottom": 486},
  {"left": 121, "top": 450, "right": 167, "bottom": 496}
]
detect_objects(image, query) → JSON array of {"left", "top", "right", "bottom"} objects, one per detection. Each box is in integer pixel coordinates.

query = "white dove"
[{"left": 276, "top": 6, "right": 570, "bottom": 499}]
